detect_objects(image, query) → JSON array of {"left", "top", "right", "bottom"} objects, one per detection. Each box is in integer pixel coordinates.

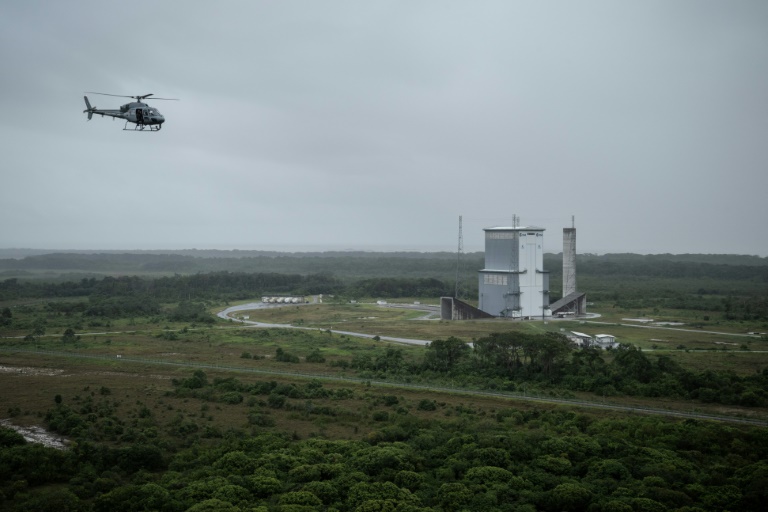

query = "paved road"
[
  {"left": 583, "top": 319, "right": 763, "bottom": 339},
  {"left": 218, "top": 302, "right": 433, "bottom": 346}
]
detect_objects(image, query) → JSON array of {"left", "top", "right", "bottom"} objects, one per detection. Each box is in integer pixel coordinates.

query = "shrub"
[
  {"left": 306, "top": 349, "right": 326, "bottom": 363},
  {"left": 417, "top": 399, "right": 437, "bottom": 411},
  {"left": 220, "top": 392, "right": 243, "bottom": 405}
]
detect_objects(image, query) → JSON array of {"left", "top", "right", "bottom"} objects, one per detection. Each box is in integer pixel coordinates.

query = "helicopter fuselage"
[{"left": 83, "top": 97, "right": 166, "bottom": 131}]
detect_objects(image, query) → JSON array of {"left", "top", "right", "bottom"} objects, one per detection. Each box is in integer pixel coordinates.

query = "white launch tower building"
[{"left": 477, "top": 226, "right": 550, "bottom": 318}]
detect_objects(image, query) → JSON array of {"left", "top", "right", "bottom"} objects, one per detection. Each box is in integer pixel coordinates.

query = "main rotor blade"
[
  {"left": 85, "top": 91, "right": 134, "bottom": 99},
  {"left": 85, "top": 92, "right": 179, "bottom": 101}
]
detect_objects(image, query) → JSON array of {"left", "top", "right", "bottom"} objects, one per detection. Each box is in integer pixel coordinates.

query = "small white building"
[
  {"left": 594, "top": 334, "right": 619, "bottom": 349},
  {"left": 567, "top": 332, "right": 619, "bottom": 349},
  {"left": 567, "top": 331, "right": 593, "bottom": 347}
]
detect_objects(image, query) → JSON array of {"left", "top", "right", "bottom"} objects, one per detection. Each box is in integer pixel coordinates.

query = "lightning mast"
[{"left": 455, "top": 215, "right": 464, "bottom": 298}]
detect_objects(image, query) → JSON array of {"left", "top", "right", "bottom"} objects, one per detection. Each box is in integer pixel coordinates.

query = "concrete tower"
[
  {"left": 563, "top": 221, "right": 577, "bottom": 298},
  {"left": 549, "top": 217, "right": 586, "bottom": 317},
  {"left": 478, "top": 226, "right": 550, "bottom": 318}
]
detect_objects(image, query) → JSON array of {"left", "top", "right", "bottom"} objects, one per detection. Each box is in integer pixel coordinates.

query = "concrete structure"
[
  {"left": 478, "top": 226, "right": 550, "bottom": 318},
  {"left": 563, "top": 227, "right": 577, "bottom": 297},
  {"left": 440, "top": 296, "right": 494, "bottom": 320},
  {"left": 550, "top": 291, "right": 587, "bottom": 317},
  {"left": 550, "top": 221, "right": 587, "bottom": 317}
]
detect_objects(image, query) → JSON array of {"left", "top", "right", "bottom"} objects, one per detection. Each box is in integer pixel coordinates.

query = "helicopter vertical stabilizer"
[{"left": 83, "top": 96, "right": 93, "bottom": 120}]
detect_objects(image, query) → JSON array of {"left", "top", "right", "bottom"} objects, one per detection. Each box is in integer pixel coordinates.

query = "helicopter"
[{"left": 82, "top": 92, "right": 178, "bottom": 131}]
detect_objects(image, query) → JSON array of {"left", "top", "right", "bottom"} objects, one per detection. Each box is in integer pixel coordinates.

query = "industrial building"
[
  {"left": 440, "top": 218, "right": 587, "bottom": 321},
  {"left": 477, "top": 226, "right": 551, "bottom": 318}
]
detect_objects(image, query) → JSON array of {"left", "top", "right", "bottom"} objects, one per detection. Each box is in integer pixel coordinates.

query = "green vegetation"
[
  {"left": 1, "top": 371, "right": 767, "bottom": 511},
  {"left": 1, "top": 250, "right": 767, "bottom": 510}
]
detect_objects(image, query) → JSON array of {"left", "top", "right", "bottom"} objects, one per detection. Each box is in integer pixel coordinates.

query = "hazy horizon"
[{"left": 1, "top": 244, "right": 765, "bottom": 258}]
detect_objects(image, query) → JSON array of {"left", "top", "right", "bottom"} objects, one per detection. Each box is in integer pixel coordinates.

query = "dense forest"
[{"left": 2, "top": 371, "right": 768, "bottom": 512}]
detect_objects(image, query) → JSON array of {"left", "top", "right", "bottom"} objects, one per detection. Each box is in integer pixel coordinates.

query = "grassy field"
[
  {"left": 0, "top": 348, "right": 590, "bottom": 445},
  {"left": 2, "top": 299, "right": 768, "bottom": 441},
  {"left": 3, "top": 348, "right": 765, "bottom": 447},
  {"left": 232, "top": 302, "right": 768, "bottom": 365}
]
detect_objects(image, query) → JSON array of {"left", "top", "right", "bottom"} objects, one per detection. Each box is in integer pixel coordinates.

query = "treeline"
[
  {"left": 0, "top": 251, "right": 477, "bottom": 281},
  {"left": 348, "top": 278, "right": 451, "bottom": 298},
  {"left": 575, "top": 256, "right": 768, "bottom": 280},
  {"left": 334, "top": 333, "right": 767, "bottom": 408},
  {"left": 2, "top": 373, "right": 768, "bottom": 511},
  {"left": 4, "top": 273, "right": 767, "bottom": 324},
  {"left": 3, "top": 251, "right": 766, "bottom": 282},
  {"left": 0, "top": 273, "right": 455, "bottom": 326},
  {"left": 0, "top": 273, "right": 453, "bottom": 305},
  {"left": 3, "top": 250, "right": 767, "bottom": 320},
  {"left": 0, "top": 273, "right": 341, "bottom": 303}
]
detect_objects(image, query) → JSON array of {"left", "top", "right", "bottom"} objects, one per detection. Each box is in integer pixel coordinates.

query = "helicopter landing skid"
[{"left": 123, "top": 121, "right": 161, "bottom": 132}]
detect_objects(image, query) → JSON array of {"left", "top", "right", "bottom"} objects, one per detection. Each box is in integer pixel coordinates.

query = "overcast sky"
[{"left": 1, "top": 1, "right": 767, "bottom": 255}]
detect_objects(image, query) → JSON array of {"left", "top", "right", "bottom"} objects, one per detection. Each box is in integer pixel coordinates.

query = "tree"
[
  {"left": 181, "top": 370, "right": 208, "bottom": 389},
  {"left": 214, "top": 451, "right": 256, "bottom": 476},
  {"left": 61, "top": 328, "right": 78, "bottom": 343},
  {"left": 547, "top": 483, "right": 593, "bottom": 511},
  {"left": 347, "top": 481, "right": 421, "bottom": 511},
  {"left": 246, "top": 475, "right": 283, "bottom": 497},
  {"left": 0, "top": 306, "right": 11, "bottom": 326},
  {"left": 14, "top": 488, "right": 82, "bottom": 512},
  {"left": 168, "top": 301, "right": 215, "bottom": 323},
  {"left": 0, "top": 426, "right": 26, "bottom": 447},
  {"left": 374, "top": 347, "right": 405, "bottom": 372},
  {"left": 279, "top": 491, "right": 323, "bottom": 508},
  {"left": 31, "top": 317, "right": 47, "bottom": 340},
  {"left": 436, "top": 482, "right": 472, "bottom": 511},
  {"left": 425, "top": 337, "right": 470, "bottom": 372},
  {"left": 613, "top": 345, "right": 654, "bottom": 383},
  {"left": 186, "top": 499, "right": 241, "bottom": 512}
]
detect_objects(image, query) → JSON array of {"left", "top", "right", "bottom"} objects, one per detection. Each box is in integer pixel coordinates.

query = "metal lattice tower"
[{"left": 455, "top": 215, "right": 464, "bottom": 298}]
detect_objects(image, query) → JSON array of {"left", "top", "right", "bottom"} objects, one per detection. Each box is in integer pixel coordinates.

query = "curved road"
[{"left": 217, "top": 302, "right": 433, "bottom": 346}]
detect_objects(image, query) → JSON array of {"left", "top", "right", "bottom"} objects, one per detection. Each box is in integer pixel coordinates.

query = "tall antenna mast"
[{"left": 455, "top": 215, "right": 464, "bottom": 298}]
